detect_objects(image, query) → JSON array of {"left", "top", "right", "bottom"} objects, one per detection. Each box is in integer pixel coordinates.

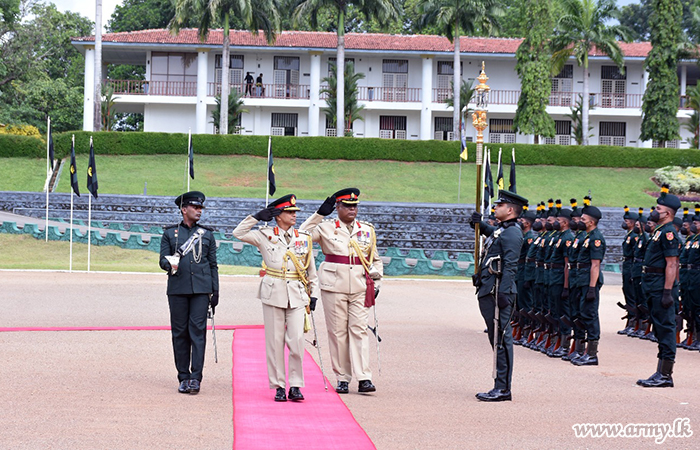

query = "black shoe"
[
  {"left": 188, "top": 379, "right": 200, "bottom": 395},
  {"left": 178, "top": 380, "right": 191, "bottom": 394},
  {"left": 274, "top": 387, "right": 287, "bottom": 402},
  {"left": 288, "top": 387, "right": 304, "bottom": 401},
  {"left": 638, "top": 360, "right": 674, "bottom": 388},
  {"left": 571, "top": 354, "right": 598, "bottom": 366},
  {"left": 358, "top": 380, "right": 376, "bottom": 393},
  {"left": 476, "top": 388, "right": 512, "bottom": 402},
  {"left": 336, "top": 381, "right": 349, "bottom": 394}
]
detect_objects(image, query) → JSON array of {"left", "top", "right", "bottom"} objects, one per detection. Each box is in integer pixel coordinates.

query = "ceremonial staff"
[{"left": 472, "top": 62, "right": 490, "bottom": 272}]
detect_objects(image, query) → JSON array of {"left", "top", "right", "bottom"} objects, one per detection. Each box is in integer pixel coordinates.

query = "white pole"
[
  {"left": 265, "top": 135, "right": 271, "bottom": 207},
  {"left": 457, "top": 158, "right": 462, "bottom": 203},
  {"left": 88, "top": 195, "right": 92, "bottom": 273},
  {"left": 45, "top": 117, "right": 50, "bottom": 242},
  {"left": 187, "top": 129, "right": 191, "bottom": 192},
  {"left": 69, "top": 134, "right": 75, "bottom": 272}
]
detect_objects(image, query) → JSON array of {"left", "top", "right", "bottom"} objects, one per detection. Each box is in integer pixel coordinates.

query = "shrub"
[
  {"left": 0, "top": 124, "right": 42, "bottom": 137},
  {"left": 654, "top": 166, "right": 700, "bottom": 193}
]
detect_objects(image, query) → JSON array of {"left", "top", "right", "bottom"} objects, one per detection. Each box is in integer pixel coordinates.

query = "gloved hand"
[
  {"left": 661, "top": 289, "right": 674, "bottom": 309},
  {"left": 561, "top": 288, "right": 569, "bottom": 300},
  {"left": 472, "top": 274, "right": 482, "bottom": 288},
  {"left": 469, "top": 211, "right": 482, "bottom": 229},
  {"left": 317, "top": 195, "right": 336, "bottom": 216},
  {"left": 497, "top": 293, "right": 512, "bottom": 309},
  {"left": 210, "top": 291, "right": 219, "bottom": 314},
  {"left": 309, "top": 297, "right": 317, "bottom": 311},
  {"left": 253, "top": 205, "right": 281, "bottom": 222},
  {"left": 163, "top": 260, "right": 172, "bottom": 273},
  {"left": 585, "top": 287, "right": 596, "bottom": 302},
  {"left": 524, "top": 280, "right": 532, "bottom": 290}
]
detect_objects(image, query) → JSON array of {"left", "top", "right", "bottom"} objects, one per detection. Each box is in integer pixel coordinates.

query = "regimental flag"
[
  {"left": 188, "top": 135, "right": 195, "bottom": 180},
  {"left": 496, "top": 148, "right": 504, "bottom": 191},
  {"left": 509, "top": 148, "right": 517, "bottom": 193},
  {"left": 87, "top": 137, "right": 98, "bottom": 199},
  {"left": 483, "top": 148, "right": 494, "bottom": 211},
  {"left": 70, "top": 135, "right": 80, "bottom": 196},
  {"left": 268, "top": 142, "right": 276, "bottom": 196},
  {"left": 48, "top": 118, "right": 55, "bottom": 172},
  {"left": 459, "top": 120, "right": 468, "bottom": 160}
]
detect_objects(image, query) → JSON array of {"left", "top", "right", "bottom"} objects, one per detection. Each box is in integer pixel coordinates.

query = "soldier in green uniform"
[
  {"left": 548, "top": 206, "right": 575, "bottom": 358},
  {"left": 619, "top": 206, "right": 640, "bottom": 335},
  {"left": 637, "top": 185, "right": 681, "bottom": 388},
  {"left": 684, "top": 206, "right": 700, "bottom": 350},
  {"left": 159, "top": 191, "right": 219, "bottom": 394},
  {"left": 538, "top": 199, "right": 559, "bottom": 353},
  {"left": 470, "top": 190, "right": 527, "bottom": 402},
  {"left": 629, "top": 208, "right": 651, "bottom": 338},
  {"left": 678, "top": 207, "right": 695, "bottom": 348},
  {"left": 563, "top": 199, "right": 585, "bottom": 361},
  {"left": 523, "top": 204, "right": 545, "bottom": 348},
  {"left": 571, "top": 201, "right": 605, "bottom": 366},
  {"left": 514, "top": 206, "right": 537, "bottom": 345}
]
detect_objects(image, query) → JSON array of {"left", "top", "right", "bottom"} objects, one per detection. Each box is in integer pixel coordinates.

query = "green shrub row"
[{"left": 2, "top": 131, "right": 700, "bottom": 168}]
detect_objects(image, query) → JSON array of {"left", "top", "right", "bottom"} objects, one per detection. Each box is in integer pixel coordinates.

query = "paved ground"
[{"left": 2, "top": 271, "right": 699, "bottom": 449}]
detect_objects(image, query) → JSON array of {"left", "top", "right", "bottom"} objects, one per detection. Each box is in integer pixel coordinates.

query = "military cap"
[
  {"left": 623, "top": 205, "right": 639, "bottom": 221},
  {"left": 175, "top": 191, "right": 206, "bottom": 208},
  {"left": 570, "top": 199, "right": 582, "bottom": 218},
  {"left": 521, "top": 205, "right": 536, "bottom": 222},
  {"left": 637, "top": 207, "right": 646, "bottom": 223},
  {"left": 682, "top": 207, "right": 692, "bottom": 222},
  {"left": 673, "top": 216, "right": 683, "bottom": 228},
  {"left": 657, "top": 184, "right": 681, "bottom": 212},
  {"left": 269, "top": 194, "right": 301, "bottom": 211},
  {"left": 558, "top": 208, "right": 572, "bottom": 220},
  {"left": 582, "top": 197, "right": 602, "bottom": 220},
  {"left": 694, "top": 204, "right": 700, "bottom": 222},
  {"left": 547, "top": 198, "right": 556, "bottom": 217},
  {"left": 495, "top": 190, "right": 529, "bottom": 207},
  {"left": 334, "top": 188, "right": 360, "bottom": 205},
  {"left": 583, "top": 196, "right": 592, "bottom": 207}
]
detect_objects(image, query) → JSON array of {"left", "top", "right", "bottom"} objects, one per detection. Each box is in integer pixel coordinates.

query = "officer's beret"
[
  {"left": 334, "top": 188, "right": 360, "bottom": 205},
  {"left": 269, "top": 194, "right": 301, "bottom": 211},
  {"left": 495, "top": 190, "right": 528, "bottom": 207},
  {"left": 694, "top": 204, "right": 700, "bottom": 222},
  {"left": 558, "top": 208, "right": 572, "bottom": 220},
  {"left": 570, "top": 199, "right": 582, "bottom": 218},
  {"left": 175, "top": 191, "right": 206, "bottom": 208},
  {"left": 657, "top": 184, "right": 681, "bottom": 212},
  {"left": 682, "top": 207, "right": 692, "bottom": 223},
  {"left": 521, "top": 205, "right": 536, "bottom": 222},
  {"left": 623, "top": 205, "right": 639, "bottom": 221},
  {"left": 637, "top": 207, "right": 647, "bottom": 224},
  {"left": 673, "top": 216, "right": 683, "bottom": 228},
  {"left": 582, "top": 205, "right": 602, "bottom": 221}
]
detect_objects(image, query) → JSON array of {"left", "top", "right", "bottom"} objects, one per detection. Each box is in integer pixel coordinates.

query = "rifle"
[
  {"left": 208, "top": 304, "right": 218, "bottom": 364},
  {"left": 484, "top": 255, "right": 502, "bottom": 380},
  {"left": 307, "top": 307, "right": 328, "bottom": 391}
]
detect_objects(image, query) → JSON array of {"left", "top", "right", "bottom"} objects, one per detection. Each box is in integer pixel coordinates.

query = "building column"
[
  {"left": 308, "top": 51, "right": 322, "bottom": 137},
  {"left": 420, "top": 55, "right": 433, "bottom": 140},
  {"left": 196, "top": 49, "right": 209, "bottom": 134},
  {"left": 83, "top": 46, "right": 95, "bottom": 131},
  {"left": 681, "top": 64, "right": 688, "bottom": 107}
]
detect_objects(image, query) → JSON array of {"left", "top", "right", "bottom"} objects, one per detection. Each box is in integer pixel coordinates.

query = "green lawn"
[{"left": 0, "top": 155, "right": 659, "bottom": 206}]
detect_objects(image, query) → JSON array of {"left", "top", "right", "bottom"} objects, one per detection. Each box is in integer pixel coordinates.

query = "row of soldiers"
[{"left": 620, "top": 202, "right": 700, "bottom": 354}]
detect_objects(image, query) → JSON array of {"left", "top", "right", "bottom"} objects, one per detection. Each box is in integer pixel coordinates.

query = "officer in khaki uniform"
[
  {"left": 233, "top": 194, "right": 320, "bottom": 402},
  {"left": 300, "top": 188, "right": 383, "bottom": 394}
]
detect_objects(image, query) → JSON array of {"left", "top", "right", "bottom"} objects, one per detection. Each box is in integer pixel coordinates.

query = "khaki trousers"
[
  {"left": 321, "top": 290, "right": 372, "bottom": 382},
  {"left": 262, "top": 303, "right": 305, "bottom": 389}
]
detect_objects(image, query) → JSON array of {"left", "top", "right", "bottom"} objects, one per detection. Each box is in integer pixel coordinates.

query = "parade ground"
[{"left": 2, "top": 270, "right": 699, "bottom": 449}]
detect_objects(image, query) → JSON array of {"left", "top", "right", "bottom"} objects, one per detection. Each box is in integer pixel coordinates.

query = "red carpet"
[{"left": 232, "top": 327, "right": 376, "bottom": 450}]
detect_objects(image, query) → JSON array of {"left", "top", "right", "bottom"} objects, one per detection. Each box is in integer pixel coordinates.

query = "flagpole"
[
  {"left": 472, "top": 63, "right": 489, "bottom": 270},
  {"left": 88, "top": 194, "right": 92, "bottom": 272},
  {"left": 457, "top": 158, "right": 463, "bottom": 203},
  {"left": 69, "top": 136, "right": 75, "bottom": 272},
  {"left": 45, "top": 116, "right": 51, "bottom": 242},
  {"left": 266, "top": 135, "right": 271, "bottom": 207},
  {"left": 187, "top": 129, "right": 191, "bottom": 192}
]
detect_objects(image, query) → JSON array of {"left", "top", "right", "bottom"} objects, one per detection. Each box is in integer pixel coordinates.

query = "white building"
[{"left": 71, "top": 29, "right": 697, "bottom": 147}]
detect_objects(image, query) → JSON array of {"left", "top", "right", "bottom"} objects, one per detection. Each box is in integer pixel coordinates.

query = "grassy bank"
[{"left": 0, "top": 155, "right": 658, "bottom": 206}]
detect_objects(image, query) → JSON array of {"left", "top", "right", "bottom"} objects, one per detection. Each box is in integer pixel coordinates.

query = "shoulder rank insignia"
[{"left": 666, "top": 232, "right": 675, "bottom": 241}]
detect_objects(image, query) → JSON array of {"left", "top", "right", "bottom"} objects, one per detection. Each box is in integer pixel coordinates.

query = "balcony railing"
[
  {"left": 107, "top": 79, "right": 198, "bottom": 96},
  {"left": 208, "top": 83, "right": 311, "bottom": 99},
  {"left": 356, "top": 86, "right": 421, "bottom": 102}
]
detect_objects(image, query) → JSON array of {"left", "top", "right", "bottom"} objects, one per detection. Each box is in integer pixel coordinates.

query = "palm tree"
[
  {"left": 417, "top": 0, "right": 502, "bottom": 143},
  {"left": 551, "top": 0, "right": 628, "bottom": 145},
  {"left": 170, "top": 0, "right": 279, "bottom": 135},
  {"left": 293, "top": 0, "right": 401, "bottom": 138},
  {"left": 444, "top": 79, "right": 475, "bottom": 136},
  {"left": 566, "top": 94, "right": 593, "bottom": 145},
  {"left": 321, "top": 60, "right": 365, "bottom": 136},
  {"left": 211, "top": 89, "right": 249, "bottom": 134}
]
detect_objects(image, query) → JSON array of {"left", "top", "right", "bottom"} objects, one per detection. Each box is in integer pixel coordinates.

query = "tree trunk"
[
  {"left": 453, "top": 25, "right": 460, "bottom": 142},
  {"left": 94, "top": 0, "right": 102, "bottom": 132},
  {"left": 582, "top": 58, "right": 589, "bottom": 146},
  {"left": 220, "top": 15, "right": 230, "bottom": 135},
  {"left": 336, "top": 11, "right": 345, "bottom": 138}
]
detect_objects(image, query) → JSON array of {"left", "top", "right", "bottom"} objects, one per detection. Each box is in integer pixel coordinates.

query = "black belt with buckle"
[
  {"left": 642, "top": 266, "right": 665, "bottom": 274},
  {"left": 577, "top": 262, "right": 591, "bottom": 269},
  {"left": 549, "top": 263, "right": 565, "bottom": 269},
  {"left": 681, "top": 264, "right": 700, "bottom": 270}
]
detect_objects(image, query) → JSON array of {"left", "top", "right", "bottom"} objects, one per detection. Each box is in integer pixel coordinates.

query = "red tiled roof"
[{"left": 73, "top": 29, "right": 652, "bottom": 57}]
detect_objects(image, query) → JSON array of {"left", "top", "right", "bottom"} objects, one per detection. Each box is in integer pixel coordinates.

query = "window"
[
  {"left": 379, "top": 115, "right": 407, "bottom": 139},
  {"left": 273, "top": 56, "right": 301, "bottom": 98},
  {"left": 436, "top": 61, "right": 463, "bottom": 101},
  {"left": 271, "top": 113, "right": 298, "bottom": 136},
  {"left": 325, "top": 116, "right": 353, "bottom": 136},
  {"left": 328, "top": 57, "right": 356, "bottom": 75},
  {"left": 150, "top": 52, "right": 197, "bottom": 95},
  {"left": 215, "top": 54, "right": 244, "bottom": 93},
  {"left": 382, "top": 59, "right": 408, "bottom": 101},
  {"left": 543, "top": 120, "right": 572, "bottom": 145},
  {"left": 551, "top": 65, "right": 573, "bottom": 106},
  {"left": 599, "top": 121, "right": 626, "bottom": 146},
  {"left": 214, "top": 114, "right": 243, "bottom": 135},
  {"left": 434, "top": 117, "right": 454, "bottom": 140},
  {"left": 489, "top": 119, "right": 515, "bottom": 144},
  {"left": 652, "top": 140, "right": 680, "bottom": 148},
  {"left": 601, "top": 65, "right": 626, "bottom": 108}
]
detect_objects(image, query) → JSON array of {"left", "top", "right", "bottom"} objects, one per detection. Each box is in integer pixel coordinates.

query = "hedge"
[{"left": 2, "top": 131, "right": 700, "bottom": 168}]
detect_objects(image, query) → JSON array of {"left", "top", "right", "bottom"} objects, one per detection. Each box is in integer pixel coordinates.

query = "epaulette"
[
  {"left": 164, "top": 224, "right": 179, "bottom": 230},
  {"left": 359, "top": 220, "right": 375, "bottom": 228},
  {"left": 297, "top": 229, "right": 311, "bottom": 236},
  {"left": 198, "top": 224, "right": 215, "bottom": 232}
]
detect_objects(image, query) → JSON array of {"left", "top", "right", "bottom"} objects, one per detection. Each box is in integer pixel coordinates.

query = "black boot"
[
  {"left": 563, "top": 339, "right": 583, "bottom": 361},
  {"left": 572, "top": 340, "right": 598, "bottom": 366},
  {"left": 638, "top": 359, "right": 674, "bottom": 388}
]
